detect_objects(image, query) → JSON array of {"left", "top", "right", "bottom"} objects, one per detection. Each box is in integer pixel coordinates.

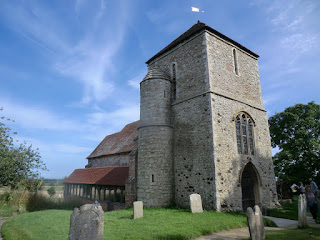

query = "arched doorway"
[{"left": 241, "top": 163, "right": 260, "bottom": 212}]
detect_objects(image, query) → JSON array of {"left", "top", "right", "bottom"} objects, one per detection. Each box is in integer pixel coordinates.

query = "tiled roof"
[
  {"left": 64, "top": 167, "right": 129, "bottom": 186},
  {"left": 87, "top": 121, "right": 139, "bottom": 159},
  {"left": 146, "top": 21, "right": 259, "bottom": 64}
]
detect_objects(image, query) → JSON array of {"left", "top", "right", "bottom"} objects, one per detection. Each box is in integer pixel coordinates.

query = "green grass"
[
  {"left": 2, "top": 208, "right": 248, "bottom": 240},
  {"left": 0, "top": 205, "right": 15, "bottom": 217},
  {"left": 263, "top": 217, "right": 277, "bottom": 227},
  {"left": 264, "top": 227, "right": 320, "bottom": 240},
  {"left": 267, "top": 196, "right": 298, "bottom": 220}
]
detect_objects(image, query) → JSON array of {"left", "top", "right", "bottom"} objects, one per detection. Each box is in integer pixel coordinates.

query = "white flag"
[{"left": 191, "top": 7, "right": 200, "bottom": 12}]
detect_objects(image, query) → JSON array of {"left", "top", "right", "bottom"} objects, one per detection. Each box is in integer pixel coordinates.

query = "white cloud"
[
  {"left": 87, "top": 105, "right": 140, "bottom": 126},
  {"left": 0, "top": 98, "right": 81, "bottom": 131},
  {"left": 280, "top": 33, "right": 318, "bottom": 53},
  {"left": 0, "top": 0, "right": 130, "bottom": 105},
  {"left": 54, "top": 144, "right": 93, "bottom": 154},
  {"left": 128, "top": 71, "right": 147, "bottom": 90}
]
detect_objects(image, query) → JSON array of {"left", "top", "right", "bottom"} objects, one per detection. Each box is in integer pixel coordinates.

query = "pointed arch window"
[{"left": 235, "top": 112, "right": 254, "bottom": 155}]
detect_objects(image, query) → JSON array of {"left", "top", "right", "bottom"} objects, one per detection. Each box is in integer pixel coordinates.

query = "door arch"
[{"left": 241, "top": 163, "right": 260, "bottom": 212}]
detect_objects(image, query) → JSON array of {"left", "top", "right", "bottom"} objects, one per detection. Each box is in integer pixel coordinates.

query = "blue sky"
[{"left": 0, "top": 0, "right": 319, "bottom": 179}]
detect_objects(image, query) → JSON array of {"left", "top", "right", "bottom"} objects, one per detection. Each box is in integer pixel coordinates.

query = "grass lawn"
[
  {"left": 0, "top": 206, "right": 15, "bottom": 217},
  {"left": 264, "top": 227, "right": 320, "bottom": 240},
  {"left": 2, "top": 208, "right": 248, "bottom": 240},
  {"left": 267, "top": 196, "right": 299, "bottom": 220}
]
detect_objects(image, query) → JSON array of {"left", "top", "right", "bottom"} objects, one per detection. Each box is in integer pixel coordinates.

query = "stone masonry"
[{"left": 137, "top": 21, "right": 278, "bottom": 211}]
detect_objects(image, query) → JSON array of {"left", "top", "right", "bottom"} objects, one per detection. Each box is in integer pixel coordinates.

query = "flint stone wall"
[
  {"left": 137, "top": 76, "right": 173, "bottom": 207},
  {"left": 138, "top": 28, "right": 278, "bottom": 211},
  {"left": 87, "top": 153, "right": 129, "bottom": 167},
  {"left": 147, "top": 32, "right": 216, "bottom": 210}
]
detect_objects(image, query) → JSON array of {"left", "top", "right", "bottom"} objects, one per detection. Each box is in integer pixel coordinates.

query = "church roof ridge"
[
  {"left": 87, "top": 120, "right": 139, "bottom": 159},
  {"left": 64, "top": 166, "right": 129, "bottom": 185},
  {"left": 146, "top": 21, "right": 259, "bottom": 64}
]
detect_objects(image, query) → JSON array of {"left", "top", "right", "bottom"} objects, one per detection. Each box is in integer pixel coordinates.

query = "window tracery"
[{"left": 235, "top": 112, "right": 254, "bottom": 155}]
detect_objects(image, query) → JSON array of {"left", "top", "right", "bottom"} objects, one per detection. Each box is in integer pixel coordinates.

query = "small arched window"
[
  {"left": 172, "top": 63, "right": 177, "bottom": 100},
  {"left": 233, "top": 49, "right": 239, "bottom": 75},
  {"left": 235, "top": 112, "right": 254, "bottom": 155}
]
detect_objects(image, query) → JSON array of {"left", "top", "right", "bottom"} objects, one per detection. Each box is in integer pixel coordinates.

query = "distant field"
[{"left": 39, "top": 185, "right": 64, "bottom": 199}]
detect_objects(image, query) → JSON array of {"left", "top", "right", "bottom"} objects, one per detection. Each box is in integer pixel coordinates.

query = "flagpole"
[{"left": 191, "top": 7, "right": 203, "bottom": 22}]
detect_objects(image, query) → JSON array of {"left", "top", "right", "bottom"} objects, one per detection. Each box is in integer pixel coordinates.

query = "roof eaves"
[{"left": 146, "top": 22, "right": 259, "bottom": 64}]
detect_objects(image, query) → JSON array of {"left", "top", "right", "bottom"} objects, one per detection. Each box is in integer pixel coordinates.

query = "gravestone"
[
  {"left": 69, "top": 202, "right": 104, "bottom": 240},
  {"left": 246, "top": 205, "right": 265, "bottom": 240},
  {"left": 189, "top": 193, "right": 203, "bottom": 213},
  {"left": 133, "top": 201, "right": 143, "bottom": 219},
  {"left": 298, "top": 194, "right": 308, "bottom": 228}
]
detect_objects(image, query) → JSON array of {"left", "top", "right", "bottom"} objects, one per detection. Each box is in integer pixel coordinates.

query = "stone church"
[{"left": 64, "top": 21, "right": 278, "bottom": 212}]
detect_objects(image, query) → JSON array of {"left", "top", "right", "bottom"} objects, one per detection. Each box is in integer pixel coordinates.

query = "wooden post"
[
  {"left": 114, "top": 187, "right": 118, "bottom": 202},
  {"left": 98, "top": 186, "right": 101, "bottom": 200},
  {"left": 120, "top": 188, "right": 124, "bottom": 203},
  {"left": 108, "top": 188, "right": 112, "bottom": 201}
]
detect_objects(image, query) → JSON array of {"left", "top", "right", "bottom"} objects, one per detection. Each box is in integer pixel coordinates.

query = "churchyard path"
[
  {"left": 195, "top": 215, "right": 319, "bottom": 240},
  {"left": 0, "top": 217, "right": 12, "bottom": 240}
]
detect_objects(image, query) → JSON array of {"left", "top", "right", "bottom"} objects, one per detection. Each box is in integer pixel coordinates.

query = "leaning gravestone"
[
  {"left": 246, "top": 205, "right": 265, "bottom": 240},
  {"left": 298, "top": 194, "right": 308, "bottom": 228},
  {"left": 69, "top": 202, "right": 104, "bottom": 240},
  {"left": 189, "top": 193, "right": 203, "bottom": 213},
  {"left": 133, "top": 201, "right": 143, "bottom": 219}
]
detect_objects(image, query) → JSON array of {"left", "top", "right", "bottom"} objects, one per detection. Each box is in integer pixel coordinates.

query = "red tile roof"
[
  {"left": 64, "top": 167, "right": 129, "bottom": 186},
  {"left": 87, "top": 121, "right": 139, "bottom": 159},
  {"left": 146, "top": 21, "right": 259, "bottom": 64}
]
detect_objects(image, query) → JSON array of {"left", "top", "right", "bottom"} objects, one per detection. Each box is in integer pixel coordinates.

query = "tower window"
[
  {"left": 233, "top": 49, "right": 239, "bottom": 75},
  {"left": 151, "top": 174, "right": 155, "bottom": 183},
  {"left": 235, "top": 112, "right": 254, "bottom": 155},
  {"left": 172, "top": 63, "right": 177, "bottom": 100}
]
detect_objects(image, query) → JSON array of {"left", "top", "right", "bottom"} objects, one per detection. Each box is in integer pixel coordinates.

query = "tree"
[
  {"left": 0, "top": 108, "right": 46, "bottom": 189},
  {"left": 269, "top": 102, "right": 320, "bottom": 183},
  {"left": 47, "top": 186, "right": 56, "bottom": 197}
]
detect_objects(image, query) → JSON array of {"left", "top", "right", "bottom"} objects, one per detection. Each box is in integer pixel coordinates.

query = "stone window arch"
[{"left": 235, "top": 112, "right": 255, "bottom": 155}]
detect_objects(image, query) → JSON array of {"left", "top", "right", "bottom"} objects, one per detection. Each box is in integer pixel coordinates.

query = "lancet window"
[{"left": 172, "top": 63, "right": 177, "bottom": 100}]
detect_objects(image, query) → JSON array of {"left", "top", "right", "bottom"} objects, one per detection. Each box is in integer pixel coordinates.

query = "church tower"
[
  {"left": 137, "top": 66, "right": 174, "bottom": 207},
  {"left": 137, "top": 22, "right": 278, "bottom": 211}
]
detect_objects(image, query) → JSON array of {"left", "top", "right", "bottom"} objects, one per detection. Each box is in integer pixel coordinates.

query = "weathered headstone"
[
  {"left": 189, "top": 193, "right": 203, "bottom": 213},
  {"left": 246, "top": 205, "right": 265, "bottom": 240},
  {"left": 133, "top": 201, "right": 143, "bottom": 219},
  {"left": 69, "top": 202, "right": 104, "bottom": 240},
  {"left": 18, "top": 205, "right": 22, "bottom": 214},
  {"left": 298, "top": 194, "right": 308, "bottom": 228},
  {"left": 254, "top": 205, "right": 265, "bottom": 239}
]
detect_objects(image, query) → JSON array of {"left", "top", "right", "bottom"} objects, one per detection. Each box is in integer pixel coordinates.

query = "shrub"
[
  {"left": 26, "top": 193, "right": 85, "bottom": 212},
  {"left": 47, "top": 186, "right": 56, "bottom": 197}
]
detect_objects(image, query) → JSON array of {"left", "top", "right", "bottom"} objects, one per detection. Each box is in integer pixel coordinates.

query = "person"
[
  {"left": 298, "top": 182, "right": 305, "bottom": 194},
  {"left": 309, "top": 178, "right": 319, "bottom": 197},
  {"left": 306, "top": 187, "right": 318, "bottom": 221}
]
